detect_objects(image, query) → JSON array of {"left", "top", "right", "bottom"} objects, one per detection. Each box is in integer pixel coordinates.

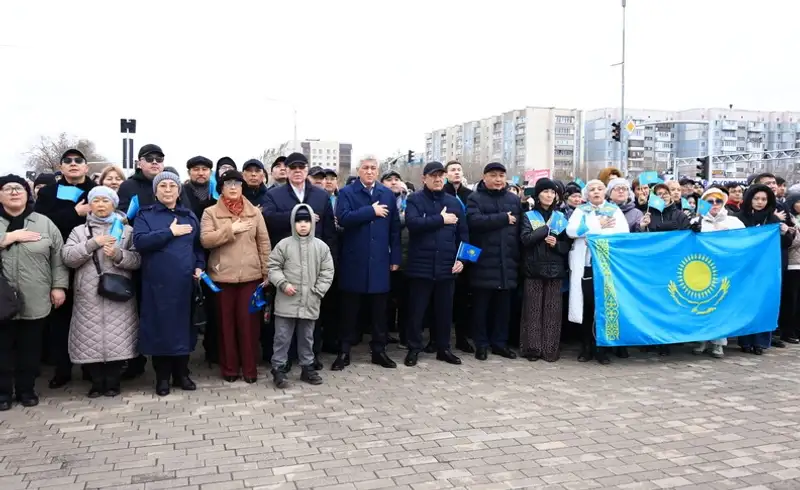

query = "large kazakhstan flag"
[{"left": 586, "top": 224, "right": 780, "bottom": 347}]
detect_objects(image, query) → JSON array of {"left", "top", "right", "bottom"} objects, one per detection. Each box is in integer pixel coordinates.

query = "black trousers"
[
  {"left": 320, "top": 276, "right": 340, "bottom": 351},
  {"left": 152, "top": 355, "right": 190, "bottom": 382},
  {"left": 407, "top": 279, "right": 455, "bottom": 352},
  {"left": 471, "top": 288, "right": 511, "bottom": 349},
  {"left": 453, "top": 273, "right": 472, "bottom": 342},
  {"left": 779, "top": 269, "right": 800, "bottom": 339},
  {"left": 387, "top": 271, "right": 408, "bottom": 344},
  {"left": 261, "top": 290, "right": 276, "bottom": 363},
  {"left": 0, "top": 318, "right": 45, "bottom": 398},
  {"left": 201, "top": 281, "right": 220, "bottom": 364},
  {"left": 49, "top": 290, "right": 74, "bottom": 378},
  {"left": 86, "top": 361, "right": 123, "bottom": 389},
  {"left": 580, "top": 266, "right": 610, "bottom": 354},
  {"left": 340, "top": 292, "right": 388, "bottom": 354}
]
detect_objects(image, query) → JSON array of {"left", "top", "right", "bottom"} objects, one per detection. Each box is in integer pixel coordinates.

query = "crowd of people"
[{"left": 0, "top": 144, "right": 796, "bottom": 411}]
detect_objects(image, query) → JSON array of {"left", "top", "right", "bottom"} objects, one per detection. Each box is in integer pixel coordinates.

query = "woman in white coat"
[{"left": 566, "top": 179, "right": 629, "bottom": 364}]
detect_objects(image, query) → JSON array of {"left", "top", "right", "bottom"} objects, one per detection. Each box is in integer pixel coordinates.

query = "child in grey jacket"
[{"left": 268, "top": 203, "right": 335, "bottom": 388}]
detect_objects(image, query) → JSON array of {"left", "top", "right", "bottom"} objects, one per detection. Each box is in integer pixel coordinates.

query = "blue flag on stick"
[
  {"left": 249, "top": 284, "right": 268, "bottom": 313},
  {"left": 697, "top": 199, "right": 712, "bottom": 216},
  {"left": 56, "top": 185, "right": 83, "bottom": 203},
  {"left": 126, "top": 195, "right": 140, "bottom": 221},
  {"left": 586, "top": 225, "right": 780, "bottom": 346},
  {"left": 109, "top": 217, "right": 124, "bottom": 242},
  {"left": 648, "top": 194, "right": 666, "bottom": 212},
  {"left": 456, "top": 242, "right": 482, "bottom": 263}
]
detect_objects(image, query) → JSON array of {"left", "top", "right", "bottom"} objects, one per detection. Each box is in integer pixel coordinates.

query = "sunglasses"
[
  {"left": 143, "top": 155, "right": 165, "bottom": 164},
  {"left": 62, "top": 157, "right": 85, "bottom": 164},
  {"left": 705, "top": 198, "right": 725, "bottom": 205}
]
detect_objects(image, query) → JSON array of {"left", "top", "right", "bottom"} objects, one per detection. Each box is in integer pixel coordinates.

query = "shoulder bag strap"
[{"left": 86, "top": 224, "right": 103, "bottom": 276}]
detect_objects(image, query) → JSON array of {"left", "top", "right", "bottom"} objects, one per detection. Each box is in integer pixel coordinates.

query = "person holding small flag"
[
  {"left": 34, "top": 148, "right": 96, "bottom": 390},
  {"left": 62, "top": 186, "right": 140, "bottom": 397},
  {"left": 519, "top": 178, "right": 571, "bottom": 362},
  {"left": 466, "top": 162, "right": 521, "bottom": 361},
  {"left": 200, "top": 170, "right": 271, "bottom": 384},
  {"left": 403, "top": 162, "right": 469, "bottom": 367},
  {"left": 133, "top": 170, "right": 205, "bottom": 396}
]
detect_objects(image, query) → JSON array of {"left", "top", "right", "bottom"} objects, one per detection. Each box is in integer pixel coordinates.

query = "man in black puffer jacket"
[{"left": 466, "top": 162, "right": 521, "bottom": 361}]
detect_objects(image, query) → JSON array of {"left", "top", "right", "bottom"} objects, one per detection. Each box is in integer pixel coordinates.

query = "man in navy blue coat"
[
  {"left": 333, "top": 155, "right": 402, "bottom": 370},
  {"left": 403, "top": 162, "right": 469, "bottom": 367}
]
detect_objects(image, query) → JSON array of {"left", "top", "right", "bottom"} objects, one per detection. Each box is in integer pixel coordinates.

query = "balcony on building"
[
  {"left": 746, "top": 143, "right": 764, "bottom": 152},
  {"left": 628, "top": 140, "right": 645, "bottom": 151},
  {"left": 721, "top": 120, "right": 738, "bottom": 131},
  {"left": 722, "top": 133, "right": 737, "bottom": 141},
  {"left": 748, "top": 122, "right": 765, "bottom": 132}
]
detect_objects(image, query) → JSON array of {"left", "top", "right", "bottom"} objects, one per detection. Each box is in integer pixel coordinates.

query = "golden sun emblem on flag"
[
  {"left": 467, "top": 248, "right": 476, "bottom": 257},
  {"left": 667, "top": 254, "right": 730, "bottom": 315}
]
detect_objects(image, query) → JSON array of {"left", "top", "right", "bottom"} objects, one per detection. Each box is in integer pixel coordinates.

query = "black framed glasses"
[
  {"left": 143, "top": 155, "right": 164, "bottom": 164},
  {"left": 62, "top": 157, "right": 85, "bottom": 164}
]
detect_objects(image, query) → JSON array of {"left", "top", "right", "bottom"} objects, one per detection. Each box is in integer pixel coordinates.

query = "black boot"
[
  {"left": 272, "top": 368, "right": 289, "bottom": 389},
  {"left": 371, "top": 352, "right": 397, "bottom": 368},
  {"left": 48, "top": 374, "right": 71, "bottom": 389},
  {"left": 475, "top": 347, "right": 488, "bottom": 361},
  {"left": 455, "top": 337, "right": 475, "bottom": 354},
  {"left": 331, "top": 353, "right": 350, "bottom": 371},
  {"left": 404, "top": 351, "right": 419, "bottom": 367},
  {"left": 301, "top": 366, "right": 323, "bottom": 385},
  {"left": 436, "top": 350, "right": 462, "bottom": 365},
  {"left": 311, "top": 357, "right": 324, "bottom": 371},
  {"left": 491, "top": 346, "right": 517, "bottom": 359},
  {"left": 155, "top": 380, "right": 170, "bottom": 397}
]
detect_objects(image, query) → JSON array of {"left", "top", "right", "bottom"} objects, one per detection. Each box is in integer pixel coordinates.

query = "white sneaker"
[
  {"left": 710, "top": 344, "right": 724, "bottom": 358},
  {"left": 693, "top": 341, "right": 707, "bottom": 355}
]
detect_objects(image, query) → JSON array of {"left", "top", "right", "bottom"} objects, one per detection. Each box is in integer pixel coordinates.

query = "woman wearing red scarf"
[{"left": 200, "top": 170, "right": 271, "bottom": 383}]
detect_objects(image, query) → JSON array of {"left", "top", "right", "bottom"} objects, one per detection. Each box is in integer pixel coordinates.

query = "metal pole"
[
  {"left": 620, "top": 0, "right": 627, "bottom": 174},
  {"left": 293, "top": 108, "right": 298, "bottom": 153}
]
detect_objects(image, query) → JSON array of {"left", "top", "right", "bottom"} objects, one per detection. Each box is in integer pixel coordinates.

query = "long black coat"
[
  {"left": 520, "top": 206, "right": 570, "bottom": 280},
  {"left": 34, "top": 179, "right": 96, "bottom": 241},
  {"left": 465, "top": 181, "right": 521, "bottom": 290},
  {"left": 404, "top": 187, "right": 469, "bottom": 281}
]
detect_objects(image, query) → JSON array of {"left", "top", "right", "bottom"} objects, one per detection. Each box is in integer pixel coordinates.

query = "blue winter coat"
[
  {"left": 405, "top": 187, "right": 469, "bottom": 281},
  {"left": 263, "top": 181, "right": 337, "bottom": 254},
  {"left": 133, "top": 203, "right": 205, "bottom": 356},
  {"left": 336, "top": 180, "right": 401, "bottom": 293}
]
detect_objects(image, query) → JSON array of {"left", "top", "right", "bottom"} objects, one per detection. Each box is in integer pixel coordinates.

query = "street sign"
[
  {"left": 625, "top": 118, "right": 636, "bottom": 135},
  {"left": 525, "top": 169, "right": 551, "bottom": 185}
]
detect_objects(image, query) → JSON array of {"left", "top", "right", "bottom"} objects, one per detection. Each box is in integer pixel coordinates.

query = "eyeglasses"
[
  {"left": 223, "top": 180, "right": 243, "bottom": 188},
  {"left": 1, "top": 186, "right": 26, "bottom": 195},
  {"left": 62, "top": 157, "right": 85, "bottom": 164},
  {"left": 143, "top": 155, "right": 165, "bottom": 164},
  {"left": 705, "top": 198, "right": 725, "bottom": 205}
]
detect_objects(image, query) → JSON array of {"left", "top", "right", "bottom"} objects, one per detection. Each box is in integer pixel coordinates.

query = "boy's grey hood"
[{"left": 290, "top": 203, "right": 316, "bottom": 239}]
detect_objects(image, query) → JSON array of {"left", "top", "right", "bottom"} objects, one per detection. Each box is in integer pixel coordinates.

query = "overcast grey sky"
[{"left": 1, "top": 0, "right": 797, "bottom": 176}]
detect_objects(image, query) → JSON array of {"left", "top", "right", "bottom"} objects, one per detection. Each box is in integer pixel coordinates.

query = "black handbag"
[
  {"left": 89, "top": 225, "right": 134, "bottom": 302},
  {"left": 0, "top": 254, "right": 22, "bottom": 321}
]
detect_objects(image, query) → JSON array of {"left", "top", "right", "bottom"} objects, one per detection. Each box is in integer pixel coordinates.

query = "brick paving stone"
[{"left": 3, "top": 345, "right": 800, "bottom": 489}]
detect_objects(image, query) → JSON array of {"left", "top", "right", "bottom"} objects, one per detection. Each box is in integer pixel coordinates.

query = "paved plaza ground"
[{"left": 2, "top": 343, "right": 800, "bottom": 490}]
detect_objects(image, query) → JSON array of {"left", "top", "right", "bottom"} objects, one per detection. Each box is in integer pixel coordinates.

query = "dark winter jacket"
[
  {"left": 244, "top": 184, "right": 269, "bottom": 208},
  {"left": 180, "top": 184, "right": 217, "bottom": 224},
  {"left": 336, "top": 180, "right": 402, "bottom": 294},
  {"left": 133, "top": 203, "right": 205, "bottom": 357},
  {"left": 404, "top": 187, "right": 469, "bottom": 281},
  {"left": 644, "top": 202, "right": 690, "bottom": 233},
  {"left": 263, "top": 181, "right": 336, "bottom": 255},
  {"left": 443, "top": 181, "right": 472, "bottom": 213},
  {"left": 465, "top": 181, "right": 521, "bottom": 290},
  {"left": 520, "top": 205, "right": 570, "bottom": 280},
  {"left": 34, "top": 179, "right": 96, "bottom": 241},
  {"left": 118, "top": 170, "right": 156, "bottom": 221},
  {"left": 617, "top": 199, "right": 644, "bottom": 232},
  {"left": 737, "top": 184, "right": 793, "bottom": 269}
]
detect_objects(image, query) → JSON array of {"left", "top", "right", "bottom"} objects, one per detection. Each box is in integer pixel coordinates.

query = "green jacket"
[{"left": 0, "top": 212, "right": 69, "bottom": 320}]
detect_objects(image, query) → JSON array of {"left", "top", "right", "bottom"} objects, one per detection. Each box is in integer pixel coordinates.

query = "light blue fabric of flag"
[
  {"left": 586, "top": 225, "right": 780, "bottom": 347},
  {"left": 697, "top": 199, "right": 712, "bottom": 216},
  {"left": 56, "top": 185, "right": 83, "bottom": 203},
  {"left": 126, "top": 195, "right": 140, "bottom": 221},
  {"left": 648, "top": 194, "right": 665, "bottom": 212},
  {"left": 109, "top": 217, "right": 124, "bottom": 242}
]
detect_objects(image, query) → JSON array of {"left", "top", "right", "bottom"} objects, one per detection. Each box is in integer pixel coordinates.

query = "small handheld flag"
[
  {"left": 597, "top": 202, "right": 619, "bottom": 218},
  {"left": 249, "top": 284, "right": 268, "bottom": 313},
  {"left": 681, "top": 197, "right": 693, "bottom": 210},
  {"left": 648, "top": 194, "right": 666, "bottom": 212},
  {"left": 56, "top": 185, "right": 83, "bottom": 203},
  {"left": 574, "top": 178, "right": 586, "bottom": 189},
  {"left": 209, "top": 173, "right": 220, "bottom": 200},
  {"left": 109, "top": 217, "right": 124, "bottom": 242},
  {"left": 638, "top": 171, "right": 663, "bottom": 187},
  {"left": 697, "top": 199, "right": 713, "bottom": 216},
  {"left": 126, "top": 195, "right": 140, "bottom": 221},
  {"left": 548, "top": 211, "right": 568, "bottom": 235},
  {"left": 200, "top": 272, "right": 222, "bottom": 293},
  {"left": 456, "top": 242, "right": 482, "bottom": 263}
]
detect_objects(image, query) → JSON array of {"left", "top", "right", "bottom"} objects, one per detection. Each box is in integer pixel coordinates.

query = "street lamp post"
[
  {"left": 620, "top": 0, "right": 627, "bottom": 174},
  {"left": 265, "top": 97, "right": 298, "bottom": 152}
]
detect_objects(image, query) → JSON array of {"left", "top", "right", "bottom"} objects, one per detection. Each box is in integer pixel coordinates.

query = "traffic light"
[
  {"left": 696, "top": 157, "right": 710, "bottom": 180},
  {"left": 407, "top": 150, "right": 415, "bottom": 163},
  {"left": 611, "top": 122, "right": 621, "bottom": 142}
]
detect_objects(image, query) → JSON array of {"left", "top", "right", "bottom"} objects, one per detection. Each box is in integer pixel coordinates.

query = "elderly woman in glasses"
[{"left": 0, "top": 175, "right": 69, "bottom": 411}]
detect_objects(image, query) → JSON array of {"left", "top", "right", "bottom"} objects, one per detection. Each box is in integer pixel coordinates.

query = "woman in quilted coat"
[{"left": 62, "top": 186, "right": 140, "bottom": 398}]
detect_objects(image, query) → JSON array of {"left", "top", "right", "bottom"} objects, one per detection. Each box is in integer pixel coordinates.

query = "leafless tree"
[{"left": 24, "top": 133, "right": 106, "bottom": 174}]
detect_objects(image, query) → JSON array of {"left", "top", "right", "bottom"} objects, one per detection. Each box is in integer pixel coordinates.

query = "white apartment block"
[
  {"left": 584, "top": 107, "right": 800, "bottom": 179},
  {"left": 261, "top": 139, "right": 353, "bottom": 176},
  {"left": 424, "top": 107, "right": 582, "bottom": 182}
]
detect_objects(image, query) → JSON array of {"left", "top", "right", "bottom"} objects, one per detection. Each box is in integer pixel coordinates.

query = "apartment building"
[
  {"left": 261, "top": 139, "right": 353, "bottom": 177},
  {"left": 424, "top": 107, "right": 582, "bottom": 182},
  {"left": 583, "top": 108, "right": 800, "bottom": 179}
]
